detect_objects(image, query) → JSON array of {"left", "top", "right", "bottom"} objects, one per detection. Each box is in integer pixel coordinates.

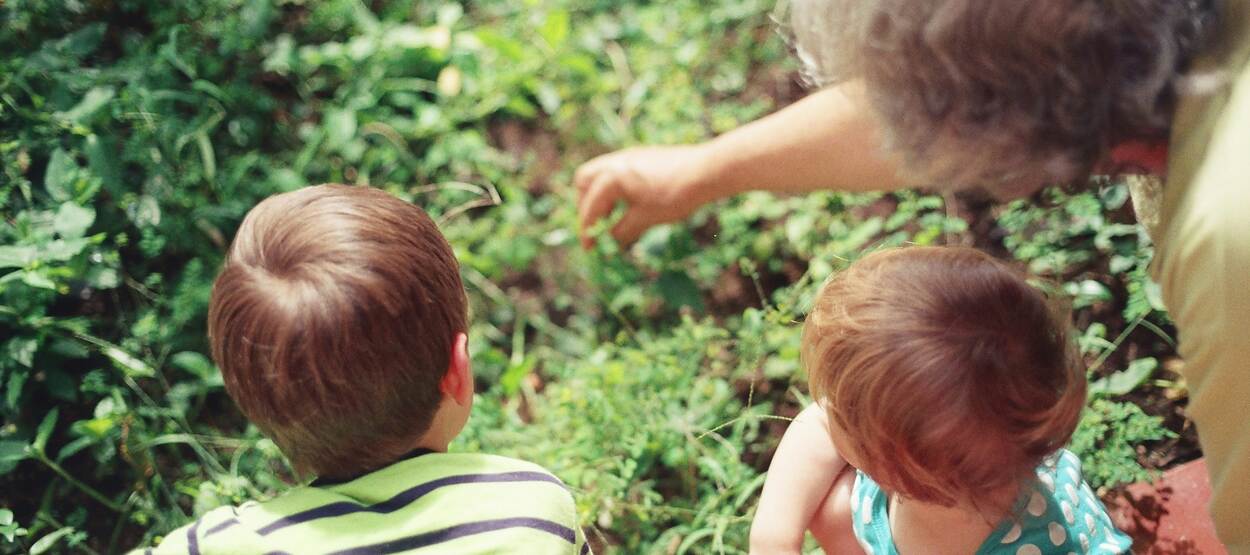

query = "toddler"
[{"left": 750, "top": 247, "right": 1131, "bottom": 554}]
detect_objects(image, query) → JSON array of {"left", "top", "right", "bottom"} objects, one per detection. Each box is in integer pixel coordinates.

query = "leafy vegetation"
[{"left": 1, "top": 1, "right": 1186, "bottom": 553}]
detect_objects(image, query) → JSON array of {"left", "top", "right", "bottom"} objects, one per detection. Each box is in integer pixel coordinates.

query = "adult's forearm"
[{"left": 691, "top": 80, "right": 914, "bottom": 205}]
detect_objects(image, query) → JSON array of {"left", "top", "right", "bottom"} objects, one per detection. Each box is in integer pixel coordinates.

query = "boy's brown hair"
[
  {"left": 208, "top": 184, "right": 468, "bottom": 479},
  {"left": 803, "top": 247, "right": 1085, "bottom": 507}
]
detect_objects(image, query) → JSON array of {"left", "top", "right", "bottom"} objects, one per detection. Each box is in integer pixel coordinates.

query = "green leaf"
[
  {"left": 5, "top": 372, "right": 28, "bottom": 412},
  {"left": 384, "top": 25, "right": 448, "bottom": 51},
  {"left": 1090, "top": 357, "right": 1158, "bottom": 397},
  {"left": 0, "top": 441, "right": 29, "bottom": 475},
  {"left": 43, "top": 369, "right": 76, "bottom": 402},
  {"left": 86, "top": 267, "right": 120, "bottom": 289},
  {"left": 656, "top": 270, "right": 705, "bottom": 312},
  {"left": 85, "top": 134, "right": 122, "bottom": 193},
  {"left": 74, "top": 417, "right": 115, "bottom": 439},
  {"left": 129, "top": 195, "right": 162, "bottom": 227},
  {"left": 44, "top": 149, "right": 77, "bottom": 202},
  {"left": 33, "top": 408, "right": 58, "bottom": 454},
  {"left": 29, "top": 527, "right": 73, "bottom": 555},
  {"left": 476, "top": 30, "right": 527, "bottom": 62},
  {"left": 500, "top": 355, "right": 537, "bottom": 396},
  {"left": 197, "top": 132, "right": 217, "bottom": 180},
  {"left": 20, "top": 271, "right": 57, "bottom": 290},
  {"left": 55, "top": 86, "right": 115, "bottom": 124},
  {"left": 53, "top": 202, "right": 95, "bottom": 239},
  {"left": 539, "top": 10, "right": 570, "bottom": 49},
  {"left": 171, "top": 351, "right": 216, "bottom": 380},
  {"left": 324, "top": 108, "right": 357, "bottom": 150},
  {"left": 102, "top": 344, "right": 156, "bottom": 378},
  {"left": 1099, "top": 183, "right": 1130, "bottom": 210},
  {"left": 1109, "top": 254, "right": 1136, "bottom": 274},
  {"left": 1144, "top": 280, "right": 1167, "bottom": 312},
  {"left": 0, "top": 246, "right": 37, "bottom": 269},
  {"left": 0, "top": 506, "right": 26, "bottom": 543},
  {"left": 1065, "top": 279, "right": 1113, "bottom": 309},
  {"left": 535, "top": 82, "right": 561, "bottom": 115},
  {"left": 55, "top": 436, "right": 96, "bottom": 462},
  {"left": 58, "top": 23, "right": 107, "bottom": 59},
  {"left": 350, "top": 0, "right": 380, "bottom": 34},
  {"left": 41, "top": 238, "right": 91, "bottom": 262},
  {"left": 7, "top": 338, "right": 37, "bottom": 368},
  {"left": 437, "top": 4, "right": 464, "bottom": 26}
]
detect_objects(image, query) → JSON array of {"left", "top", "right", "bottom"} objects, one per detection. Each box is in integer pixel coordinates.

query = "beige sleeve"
[{"left": 1157, "top": 58, "right": 1250, "bottom": 551}]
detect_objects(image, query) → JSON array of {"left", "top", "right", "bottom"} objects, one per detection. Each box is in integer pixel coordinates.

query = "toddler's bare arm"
[{"left": 749, "top": 404, "right": 848, "bottom": 554}]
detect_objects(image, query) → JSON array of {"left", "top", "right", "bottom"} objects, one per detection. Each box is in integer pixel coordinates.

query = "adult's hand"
[
  {"left": 574, "top": 145, "right": 715, "bottom": 249},
  {"left": 574, "top": 82, "right": 911, "bottom": 249}
]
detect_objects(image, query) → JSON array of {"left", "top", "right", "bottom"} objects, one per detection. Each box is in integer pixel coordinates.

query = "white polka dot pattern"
[
  {"left": 1001, "top": 522, "right": 1023, "bottom": 543},
  {"left": 1017, "top": 544, "right": 1042, "bottom": 555},
  {"left": 1040, "top": 473, "right": 1055, "bottom": 492},
  {"left": 846, "top": 450, "right": 1131, "bottom": 554},
  {"left": 1027, "top": 491, "right": 1047, "bottom": 516},
  {"left": 1049, "top": 521, "right": 1067, "bottom": 545}
]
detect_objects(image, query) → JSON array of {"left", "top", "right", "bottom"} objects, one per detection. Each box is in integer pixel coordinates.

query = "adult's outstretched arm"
[{"left": 574, "top": 80, "right": 915, "bottom": 248}]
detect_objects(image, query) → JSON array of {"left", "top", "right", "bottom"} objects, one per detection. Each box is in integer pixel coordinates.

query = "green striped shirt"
[{"left": 132, "top": 451, "right": 591, "bottom": 554}]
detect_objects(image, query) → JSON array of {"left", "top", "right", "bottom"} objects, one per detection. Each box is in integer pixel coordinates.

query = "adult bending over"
[{"left": 575, "top": 0, "right": 1248, "bottom": 551}]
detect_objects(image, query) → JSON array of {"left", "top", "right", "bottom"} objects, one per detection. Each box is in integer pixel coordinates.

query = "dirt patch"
[{"left": 489, "top": 119, "right": 564, "bottom": 195}]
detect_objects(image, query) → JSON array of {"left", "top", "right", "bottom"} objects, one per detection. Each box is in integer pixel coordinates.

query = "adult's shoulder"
[
  {"left": 1153, "top": 55, "right": 1250, "bottom": 390},
  {"left": 1155, "top": 42, "right": 1250, "bottom": 297},
  {"left": 1161, "top": 0, "right": 1250, "bottom": 220}
]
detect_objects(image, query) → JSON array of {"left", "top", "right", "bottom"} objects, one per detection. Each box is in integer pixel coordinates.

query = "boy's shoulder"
[
  {"left": 336, "top": 451, "right": 572, "bottom": 500},
  {"left": 422, "top": 451, "right": 566, "bottom": 476},
  {"left": 133, "top": 452, "right": 587, "bottom": 555},
  {"left": 128, "top": 505, "right": 266, "bottom": 555}
]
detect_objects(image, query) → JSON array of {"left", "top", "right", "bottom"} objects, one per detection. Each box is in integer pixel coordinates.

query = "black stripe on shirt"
[
  {"left": 326, "top": 517, "right": 576, "bottom": 554},
  {"left": 204, "top": 517, "right": 240, "bottom": 537},
  {"left": 257, "top": 471, "right": 565, "bottom": 535},
  {"left": 186, "top": 517, "right": 202, "bottom": 555}
]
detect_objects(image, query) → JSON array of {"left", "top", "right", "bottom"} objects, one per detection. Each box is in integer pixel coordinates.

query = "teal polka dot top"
[{"left": 851, "top": 449, "right": 1133, "bottom": 554}]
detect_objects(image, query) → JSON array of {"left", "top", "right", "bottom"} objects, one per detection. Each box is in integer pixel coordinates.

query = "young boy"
[{"left": 135, "top": 185, "right": 590, "bottom": 554}]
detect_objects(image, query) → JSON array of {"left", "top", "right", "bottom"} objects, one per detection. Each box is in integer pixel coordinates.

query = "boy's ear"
[{"left": 439, "top": 332, "right": 473, "bottom": 406}]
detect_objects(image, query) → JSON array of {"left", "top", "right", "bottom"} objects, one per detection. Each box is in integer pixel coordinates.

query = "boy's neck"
[{"left": 415, "top": 399, "right": 469, "bottom": 453}]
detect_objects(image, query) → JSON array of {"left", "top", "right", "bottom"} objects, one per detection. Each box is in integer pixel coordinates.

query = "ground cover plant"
[{"left": 1, "top": 1, "right": 1190, "bottom": 553}]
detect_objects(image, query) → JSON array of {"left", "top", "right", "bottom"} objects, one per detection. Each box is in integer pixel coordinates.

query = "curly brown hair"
[{"left": 788, "top": 0, "right": 1218, "bottom": 195}]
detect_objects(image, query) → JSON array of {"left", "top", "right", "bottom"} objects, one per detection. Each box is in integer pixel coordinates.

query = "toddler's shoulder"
[{"left": 987, "top": 450, "right": 1131, "bottom": 554}]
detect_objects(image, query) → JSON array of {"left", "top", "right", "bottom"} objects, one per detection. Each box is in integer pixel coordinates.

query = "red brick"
[{"left": 1106, "top": 459, "right": 1228, "bottom": 554}]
